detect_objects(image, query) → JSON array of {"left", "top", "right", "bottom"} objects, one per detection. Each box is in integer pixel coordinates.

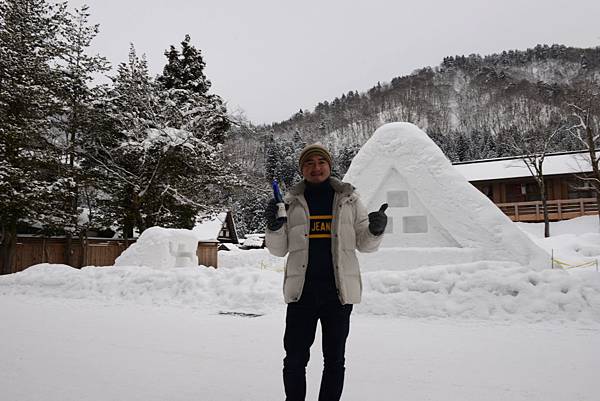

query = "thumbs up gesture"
[{"left": 368, "top": 203, "right": 388, "bottom": 236}]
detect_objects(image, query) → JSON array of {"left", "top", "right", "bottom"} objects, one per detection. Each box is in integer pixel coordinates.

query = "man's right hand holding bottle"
[{"left": 265, "top": 199, "right": 284, "bottom": 231}]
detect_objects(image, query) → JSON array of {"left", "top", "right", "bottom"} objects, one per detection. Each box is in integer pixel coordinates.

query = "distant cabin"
[{"left": 453, "top": 151, "right": 599, "bottom": 222}]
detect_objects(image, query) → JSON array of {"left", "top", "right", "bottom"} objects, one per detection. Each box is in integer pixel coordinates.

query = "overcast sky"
[{"left": 71, "top": 0, "right": 599, "bottom": 124}]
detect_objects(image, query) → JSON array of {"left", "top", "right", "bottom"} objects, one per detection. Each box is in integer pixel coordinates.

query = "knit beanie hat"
[{"left": 298, "top": 143, "right": 333, "bottom": 171}]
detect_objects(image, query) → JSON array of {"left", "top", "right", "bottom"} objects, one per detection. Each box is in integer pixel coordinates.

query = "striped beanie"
[{"left": 298, "top": 143, "right": 333, "bottom": 170}]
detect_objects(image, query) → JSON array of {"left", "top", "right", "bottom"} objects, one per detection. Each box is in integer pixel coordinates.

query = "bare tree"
[
  {"left": 565, "top": 83, "right": 600, "bottom": 226},
  {"left": 508, "top": 121, "right": 563, "bottom": 237}
]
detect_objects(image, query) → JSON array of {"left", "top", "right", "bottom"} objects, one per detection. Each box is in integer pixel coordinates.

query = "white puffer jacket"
[{"left": 265, "top": 177, "right": 383, "bottom": 304}]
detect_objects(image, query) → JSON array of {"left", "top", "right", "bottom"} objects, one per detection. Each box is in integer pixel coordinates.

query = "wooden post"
[
  {"left": 514, "top": 205, "right": 519, "bottom": 221},
  {"left": 42, "top": 237, "right": 47, "bottom": 263},
  {"left": 557, "top": 201, "right": 562, "bottom": 220}
]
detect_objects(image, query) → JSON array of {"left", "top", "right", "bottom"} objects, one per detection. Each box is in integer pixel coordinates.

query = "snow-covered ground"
[
  {"left": 2, "top": 296, "right": 598, "bottom": 401},
  {"left": 1, "top": 216, "right": 599, "bottom": 400},
  {"left": 517, "top": 215, "right": 600, "bottom": 269}
]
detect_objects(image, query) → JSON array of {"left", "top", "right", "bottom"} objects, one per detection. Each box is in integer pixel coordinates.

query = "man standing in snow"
[{"left": 265, "top": 144, "right": 387, "bottom": 401}]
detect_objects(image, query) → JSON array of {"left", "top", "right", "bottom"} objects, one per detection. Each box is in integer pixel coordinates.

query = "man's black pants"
[{"left": 283, "top": 289, "right": 353, "bottom": 401}]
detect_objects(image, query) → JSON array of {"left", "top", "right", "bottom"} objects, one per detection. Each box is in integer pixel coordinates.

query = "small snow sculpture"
[{"left": 171, "top": 243, "right": 197, "bottom": 268}]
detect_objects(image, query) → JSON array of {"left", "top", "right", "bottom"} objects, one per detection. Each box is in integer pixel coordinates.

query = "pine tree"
[
  {"left": 86, "top": 39, "right": 239, "bottom": 237},
  {"left": 84, "top": 46, "right": 160, "bottom": 237},
  {"left": 54, "top": 4, "right": 110, "bottom": 252},
  {"left": 265, "top": 133, "right": 282, "bottom": 183},
  {"left": 0, "top": 0, "right": 72, "bottom": 273},
  {"left": 156, "top": 35, "right": 239, "bottom": 221},
  {"left": 232, "top": 184, "right": 270, "bottom": 236},
  {"left": 336, "top": 144, "right": 360, "bottom": 177},
  {"left": 158, "top": 34, "right": 230, "bottom": 144}
]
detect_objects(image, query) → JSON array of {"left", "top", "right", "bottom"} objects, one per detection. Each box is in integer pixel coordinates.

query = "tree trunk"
[
  {"left": 596, "top": 190, "right": 600, "bottom": 230},
  {"left": 539, "top": 179, "right": 550, "bottom": 238},
  {"left": 79, "top": 231, "right": 87, "bottom": 267},
  {"left": 65, "top": 233, "right": 73, "bottom": 267},
  {"left": 124, "top": 219, "right": 134, "bottom": 242},
  {"left": 583, "top": 124, "right": 600, "bottom": 228},
  {"left": 0, "top": 221, "right": 17, "bottom": 275}
]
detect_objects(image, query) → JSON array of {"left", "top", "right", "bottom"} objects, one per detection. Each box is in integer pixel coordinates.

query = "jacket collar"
[{"left": 285, "top": 176, "right": 354, "bottom": 202}]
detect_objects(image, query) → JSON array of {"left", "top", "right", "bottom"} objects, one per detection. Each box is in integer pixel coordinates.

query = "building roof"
[
  {"left": 192, "top": 212, "right": 228, "bottom": 241},
  {"left": 453, "top": 151, "right": 594, "bottom": 182},
  {"left": 192, "top": 211, "right": 239, "bottom": 244}
]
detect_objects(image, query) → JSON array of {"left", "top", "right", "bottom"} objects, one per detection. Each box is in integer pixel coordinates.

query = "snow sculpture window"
[
  {"left": 402, "top": 216, "right": 428, "bottom": 233},
  {"left": 387, "top": 190, "right": 408, "bottom": 207}
]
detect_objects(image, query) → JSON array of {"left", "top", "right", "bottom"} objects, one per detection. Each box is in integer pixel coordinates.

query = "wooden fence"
[
  {"left": 5, "top": 236, "right": 218, "bottom": 275},
  {"left": 497, "top": 197, "right": 599, "bottom": 222}
]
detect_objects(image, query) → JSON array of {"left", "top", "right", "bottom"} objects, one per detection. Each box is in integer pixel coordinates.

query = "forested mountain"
[
  {"left": 228, "top": 44, "right": 599, "bottom": 174},
  {"left": 225, "top": 44, "right": 600, "bottom": 234}
]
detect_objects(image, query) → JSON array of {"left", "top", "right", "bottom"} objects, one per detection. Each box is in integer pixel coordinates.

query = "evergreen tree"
[
  {"left": 54, "top": 4, "right": 110, "bottom": 240},
  {"left": 0, "top": 0, "right": 72, "bottom": 273},
  {"left": 157, "top": 34, "right": 238, "bottom": 219},
  {"left": 232, "top": 184, "right": 269, "bottom": 236},
  {"left": 265, "top": 133, "right": 279, "bottom": 182},
  {"left": 85, "top": 46, "right": 160, "bottom": 237},
  {"left": 158, "top": 34, "right": 230, "bottom": 144},
  {"left": 335, "top": 144, "right": 360, "bottom": 177},
  {"left": 87, "top": 39, "right": 239, "bottom": 237},
  {"left": 454, "top": 132, "right": 470, "bottom": 161}
]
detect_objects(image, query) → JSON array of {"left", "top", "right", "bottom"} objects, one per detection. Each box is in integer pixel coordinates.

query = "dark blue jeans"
[{"left": 283, "top": 286, "right": 353, "bottom": 401}]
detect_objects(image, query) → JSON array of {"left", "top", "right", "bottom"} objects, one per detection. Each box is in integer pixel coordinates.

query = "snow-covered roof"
[
  {"left": 453, "top": 151, "right": 593, "bottom": 182},
  {"left": 192, "top": 212, "right": 227, "bottom": 241},
  {"left": 244, "top": 233, "right": 265, "bottom": 238},
  {"left": 241, "top": 235, "right": 264, "bottom": 248}
]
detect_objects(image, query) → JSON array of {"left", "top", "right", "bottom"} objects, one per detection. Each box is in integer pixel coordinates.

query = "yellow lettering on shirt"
[{"left": 308, "top": 215, "right": 334, "bottom": 239}]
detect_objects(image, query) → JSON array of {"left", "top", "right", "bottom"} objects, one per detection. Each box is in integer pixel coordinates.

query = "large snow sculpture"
[
  {"left": 115, "top": 227, "right": 199, "bottom": 269},
  {"left": 344, "top": 122, "right": 548, "bottom": 270}
]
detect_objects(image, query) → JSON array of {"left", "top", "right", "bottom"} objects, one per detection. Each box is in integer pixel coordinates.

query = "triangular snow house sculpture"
[{"left": 343, "top": 122, "right": 548, "bottom": 270}]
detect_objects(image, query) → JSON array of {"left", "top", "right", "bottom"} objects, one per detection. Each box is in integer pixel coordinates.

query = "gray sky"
[{"left": 73, "top": 0, "right": 599, "bottom": 124}]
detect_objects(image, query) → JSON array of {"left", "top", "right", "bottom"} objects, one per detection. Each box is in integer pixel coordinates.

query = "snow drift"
[{"left": 1, "top": 255, "right": 599, "bottom": 322}]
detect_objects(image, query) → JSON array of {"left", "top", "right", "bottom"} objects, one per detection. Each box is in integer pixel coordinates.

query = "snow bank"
[
  {"left": 516, "top": 216, "right": 600, "bottom": 270},
  {"left": 517, "top": 215, "right": 600, "bottom": 237},
  {"left": 218, "top": 246, "right": 284, "bottom": 271},
  {"left": 2, "top": 256, "right": 599, "bottom": 322},
  {"left": 2, "top": 211, "right": 598, "bottom": 323},
  {"left": 361, "top": 261, "right": 600, "bottom": 322},
  {"left": 1, "top": 263, "right": 282, "bottom": 315}
]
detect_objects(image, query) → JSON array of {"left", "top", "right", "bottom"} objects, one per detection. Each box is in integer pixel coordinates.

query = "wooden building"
[
  {"left": 216, "top": 211, "right": 239, "bottom": 244},
  {"left": 453, "top": 151, "right": 598, "bottom": 222}
]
